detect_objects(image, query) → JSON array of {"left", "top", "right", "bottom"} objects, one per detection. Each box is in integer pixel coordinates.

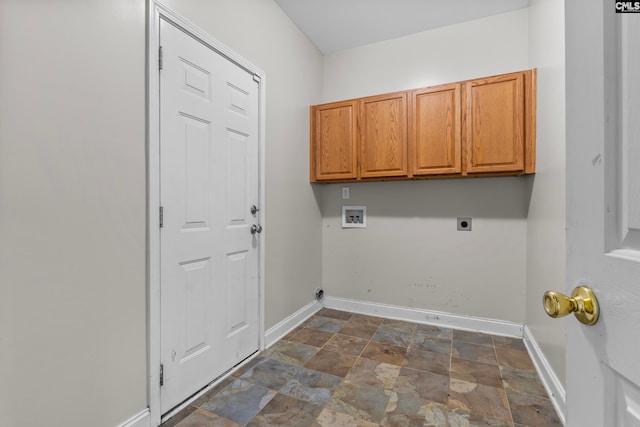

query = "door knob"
[
  {"left": 543, "top": 285, "right": 599, "bottom": 325},
  {"left": 250, "top": 224, "right": 262, "bottom": 235},
  {"left": 250, "top": 205, "right": 260, "bottom": 215}
]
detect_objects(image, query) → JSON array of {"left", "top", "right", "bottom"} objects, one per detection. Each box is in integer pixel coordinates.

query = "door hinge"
[
  {"left": 160, "top": 364, "right": 164, "bottom": 387},
  {"left": 253, "top": 74, "right": 261, "bottom": 84},
  {"left": 159, "top": 46, "right": 163, "bottom": 70},
  {"left": 159, "top": 206, "right": 164, "bottom": 228}
]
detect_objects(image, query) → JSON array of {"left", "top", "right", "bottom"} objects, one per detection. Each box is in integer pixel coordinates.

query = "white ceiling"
[{"left": 274, "top": 0, "right": 529, "bottom": 54}]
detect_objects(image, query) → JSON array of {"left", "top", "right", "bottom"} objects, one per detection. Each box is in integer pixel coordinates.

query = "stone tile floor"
[{"left": 162, "top": 308, "right": 562, "bottom": 427}]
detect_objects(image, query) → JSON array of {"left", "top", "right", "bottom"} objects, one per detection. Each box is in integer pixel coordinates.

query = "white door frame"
[{"left": 146, "top": 2, "right": 266, "bottom": 425}]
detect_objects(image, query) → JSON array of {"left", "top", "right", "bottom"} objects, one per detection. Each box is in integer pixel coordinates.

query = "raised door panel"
[
  {"left": 410, "top": 83, "right": 461, "bottom": 176},
  {"left": 312, "top": 100, "right": 357, "bottom": 181},
  {"left": 463, "top": 72, "right": 525, "bottom": 174},
  {"left": 360, "top": 92, "right": 408, "bottom": 178}
]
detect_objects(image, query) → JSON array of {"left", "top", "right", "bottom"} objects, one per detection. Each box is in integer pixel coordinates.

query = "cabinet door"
[
  {"left": 311, "top": 100, "right": 358, "bottom": 181},
  {"left": 360, "top": 92, "right": 408, "bottom": 178},
  {"left": 410, "top": 83, "right": 461, "bottom": 176},
  {"left": 463, "top": 72, "right": 525, "bottom": 174}
]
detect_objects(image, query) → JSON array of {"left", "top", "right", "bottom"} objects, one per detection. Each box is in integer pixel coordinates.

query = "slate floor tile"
[
  {"left": 403, "top": 347, "right": 450, "bottom": 376},
  {"left": 323, "top": 333, "right": 369, "bottom": 356},
  {"left": 238, "top": 357, "right": 302, "bottom": 390},
  {"left": 492, "top": 336, "right": 527, "bottom": 352},
  {"left": 280, "top": 367, "right": 343, "bottom": 405},
  {"left": 393, "top": 367, "right": 449, "bottom": 404},
  {"left": 381, "top": 318, "right": 417, "bottom": 333},
  {"left": 361, "top": 341, "right": 407, "bottom": 366},
  {"left": 409, "top": 334, "right": 452, "bottom": 354},
  {"left": 262, "top": 340, "right": 320, "bottom": 366},
  {"left": 450, "top": 357, "right": 503, "bottom": 388},
  {"left": 382, "top": 391, "right": 443, "bottom": 427},
  {"left": 500, "top": 365, "right": 548, "bottom": 398},
  {"left": 414, "top": 324, "right": 453, "bottom": 340},
  {"left": 305, "top": 349, "right": 357, "bottom": 377},
  {"left": 246, "top": 393, "right": 323, "bottom": 427},
  {"left": 312, "top": 408, "right": 380, "bottom": 427},
  {"left": 453, "top": 330, "right": 495, "bottom": 347},
  {"left": 345, "top": 357, "right": 401, "bottom": 390},
  {"left": 163, "top": 310, "right": 562, "bottom": 427},
  {"left": 175, "top": 409, "right": 242, "bottom": 427},
  {"left": 372, "top": 327, "right": 413, "bottom": 348},
  {"left": 306, "top": 316, "right": 347, "bottom": 333},
  {"left": 448, "top": 378, "right": 511, "bottom": 422},
  {"left": 326, "top": 380, "right": 392, "bottom": 424},
  {"left": 319, "top": 308, "right": 355, "bottom": 321},
  {"left": 507, "top": 390, "right": 563, "bottom": 427},
  {"left": 495, "top": 347, "right": 536, "bottom": 371},
  {"left": 452, "top": 341, "right": 498, "bottom": 365},
  {"left": 339, "top": 321, "right": 379, "bottom": 340},
  {"left": 202, "top": 379, "right": 277, "bottom": 426},
  {"left": 288, "top": 328, "right": 335, "bottom": 348}
]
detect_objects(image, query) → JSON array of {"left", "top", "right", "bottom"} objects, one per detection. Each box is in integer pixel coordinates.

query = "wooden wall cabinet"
[
  {"left": 360, "top": 92, "right": 408, "bottom": 179},
  {"left": 310, "top": 69, "right": 536, "bottom": 182},
  {"left": 409, "top": 83, "right": 462, "bottom": 176},
  {"left": 310, "top": 100, "right": 358, "bottom": 181},
  {"left": 462, "top": 70, "right": 536, "bottom": 175}
]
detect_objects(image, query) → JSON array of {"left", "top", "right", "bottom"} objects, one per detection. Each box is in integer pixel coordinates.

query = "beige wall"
[
  {"left": 526, "top": 0, "right": 567, "bottom": 385},
  {"left": 322, "top": 9, "right": 529, "bottom": 101},
  {"left": 0, "top": 0, "right": 567, "bottom": 424},
  {"left": 0, "top": 1, "right": 147, "bottom": 425},
  {"left": 0, "top": 0, "right": 323, "bottom": 425},
  {"left": 322, "top": 179, "right": 531, "bottom": 321},
  {"left": 320, "top": 10, "right": 532, "bottom": 323}
]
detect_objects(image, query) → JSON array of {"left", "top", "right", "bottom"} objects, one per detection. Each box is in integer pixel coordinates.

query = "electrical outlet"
[
  {"left": 457, "top": 217, "right": 472, "bottom": 231},
  {"left": 342, "top": 187, "right": 350, "bottom": 199}
]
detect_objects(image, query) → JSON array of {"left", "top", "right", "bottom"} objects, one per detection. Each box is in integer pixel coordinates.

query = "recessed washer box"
[{"left": 342, "top": 206, "right": 366, "bottom": 228}]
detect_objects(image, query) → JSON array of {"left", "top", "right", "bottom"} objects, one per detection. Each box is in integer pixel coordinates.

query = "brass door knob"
[{"left": 543, "top": 285, "right": 600, "bottom": 326}]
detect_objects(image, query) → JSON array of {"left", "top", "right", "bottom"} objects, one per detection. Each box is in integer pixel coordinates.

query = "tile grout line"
[{"left": 493, "top": 335, "right": 517, "bottom": 427}]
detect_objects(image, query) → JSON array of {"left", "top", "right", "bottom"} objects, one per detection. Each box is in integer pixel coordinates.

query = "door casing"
[{"left": 147, "top": 2, "right": 266, "bottom": 425}]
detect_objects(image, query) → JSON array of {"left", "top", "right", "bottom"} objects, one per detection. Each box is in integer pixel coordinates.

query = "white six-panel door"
[
  {"left": 159, "top": 19, "right": 260, "bottom": 414},
  {"left": 565, "top": 2, "right": 640, "bottom": 425}
]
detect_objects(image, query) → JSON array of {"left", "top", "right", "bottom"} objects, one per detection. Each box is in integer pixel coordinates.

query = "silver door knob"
[
  {"left": 251, "top": 224, "right": 263, "bottom": 234},
  {"left": 250, "top": 205, "right": 260, "bottom": 215}
]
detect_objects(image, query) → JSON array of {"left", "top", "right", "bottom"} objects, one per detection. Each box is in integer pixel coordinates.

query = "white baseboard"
[
  {"left": 323, "top": 296, "right": 524, "bottom": 338},
  {"left": 264, "top": 300, "right": 323, "bottom": 348},
  {"left": 118, "top": 408, "right": 151, "bottom": 427},
  {"left": 523, "top": 326, "right": 566, "bottom": 425}
]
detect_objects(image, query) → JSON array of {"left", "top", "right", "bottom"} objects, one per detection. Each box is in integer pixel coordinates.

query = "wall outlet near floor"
[{"left": 457, "top": 217, "right": 472, "bottom": 231}]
